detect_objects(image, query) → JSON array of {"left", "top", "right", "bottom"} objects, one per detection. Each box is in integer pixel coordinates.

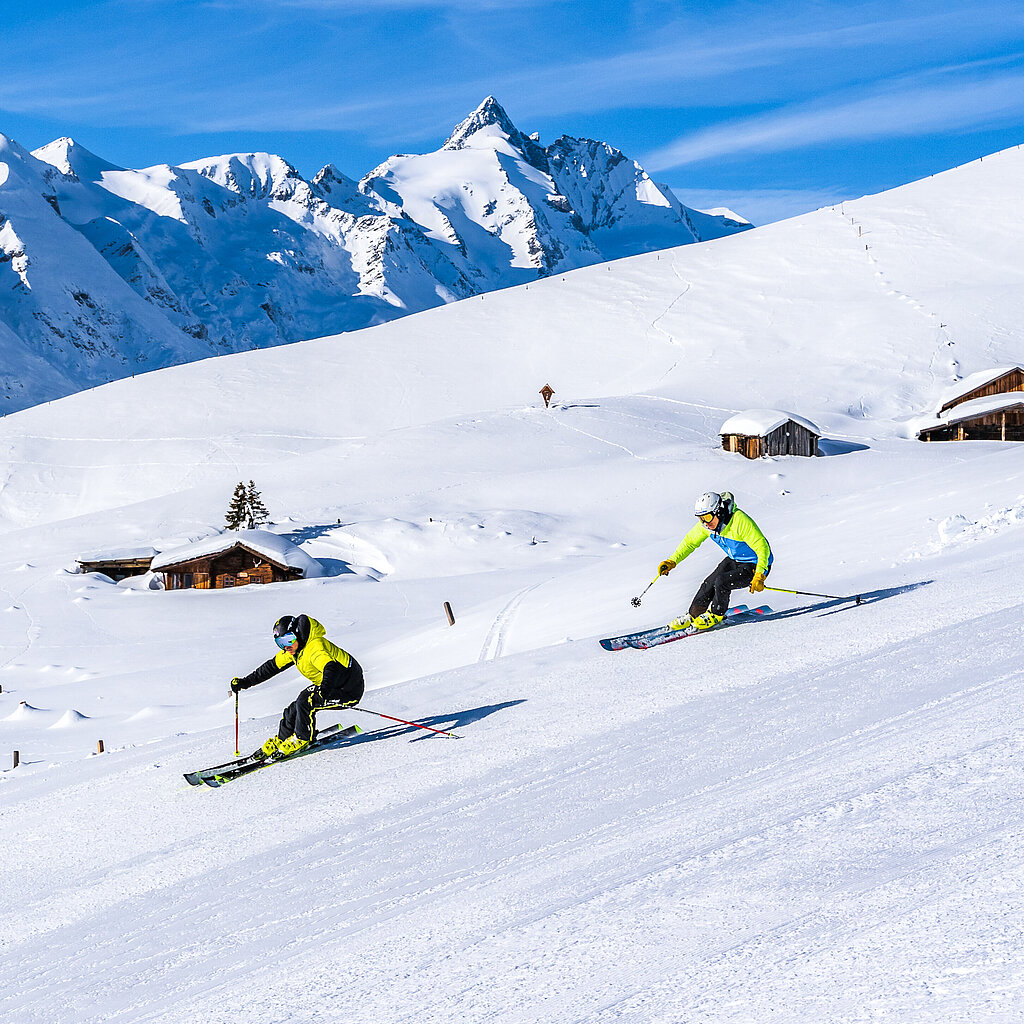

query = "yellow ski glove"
[
  {"left": 750, "top": 571, "right": 766, "bottom": 593},
  {"left": 658, "top": 559, "right": 676, "bottom": 576}
]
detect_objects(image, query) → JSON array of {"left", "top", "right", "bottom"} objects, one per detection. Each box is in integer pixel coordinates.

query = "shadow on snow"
[
  {"left": 344, "top": 699, "right": 527, "bottom": 744},
  {"left": 760, "top": 580, "right": 933, "bottom": 621}
]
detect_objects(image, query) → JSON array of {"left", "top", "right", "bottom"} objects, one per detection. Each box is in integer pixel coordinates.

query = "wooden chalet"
[
  {"left": 917, "top": 367, "right": 1024, "bottom": 442},
  {"left": 151, "top": 530, "right": 321, "bottom": 591},
  {"left": 720, "top": 409, "right": 821, "bottom": 459}
]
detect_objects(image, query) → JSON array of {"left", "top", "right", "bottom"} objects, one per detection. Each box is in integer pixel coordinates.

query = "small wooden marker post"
[
  {"left": 540, "top": 384, "right": 555, "bottom": 408},
  {"left": 13, "top": 750, "right": 19, "bottom": 769},
  {"left": 97, "top": 740, "right": 105, "bottom": 754},
  {"left": 444, "top": 601, "right": 455, "bottom": 626}
]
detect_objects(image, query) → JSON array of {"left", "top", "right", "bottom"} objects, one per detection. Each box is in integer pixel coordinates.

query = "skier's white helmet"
[
  {"left": 694, "top": 491, "right": 735, "bottom": 519},
  {"left": 694, "top": 491, "right": 723, "bottom": 518}
]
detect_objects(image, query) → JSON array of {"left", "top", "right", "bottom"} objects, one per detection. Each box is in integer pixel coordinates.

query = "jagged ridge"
[{"left": 0, "top": 98, "right": 751, "bottom": 413}]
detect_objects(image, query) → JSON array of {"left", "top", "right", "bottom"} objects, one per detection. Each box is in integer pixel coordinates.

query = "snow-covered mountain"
[{"left": 0, "top": 97, "right": 750, "bottom": 413}]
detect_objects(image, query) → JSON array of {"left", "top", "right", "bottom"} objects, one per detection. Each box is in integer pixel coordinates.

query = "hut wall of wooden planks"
[
  {"left": 918, "top": 367, "right": 1024, "bottom": 443},
  {"left": 159, "top": 545, "right": 302, "bottom": 591},
  {"left": 918, "top": 401, "right": 1024, "bottom": 442},
  {"left": 939, "top": 367, "right": 1024, "bottom": 413},
  {"left": 720, "top": 410, "right": 820, "bottom": 459}
]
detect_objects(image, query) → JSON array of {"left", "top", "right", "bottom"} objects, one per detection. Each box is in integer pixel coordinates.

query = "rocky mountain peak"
[{"left": 443, "top": 96, "right": 548, "bottom": 171}]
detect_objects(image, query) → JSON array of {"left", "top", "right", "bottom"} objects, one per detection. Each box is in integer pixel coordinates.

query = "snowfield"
[{"left": 1, "top": 146, "right": 1023, "bottom": 1022}]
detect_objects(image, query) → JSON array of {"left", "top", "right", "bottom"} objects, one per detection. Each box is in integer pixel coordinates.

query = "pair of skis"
[
  {"left": 184, "top": 722, "right": 362, "bottom": 788},
  {"left": 185, "top": 705, "right": 462, "bottom": 788},
  {"left": 599, "top": 604, "right": 772, "bottom": 651}
]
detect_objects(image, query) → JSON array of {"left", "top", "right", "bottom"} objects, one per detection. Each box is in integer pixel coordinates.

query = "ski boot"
[
  {"left": 669, "top": 613, "right": 695, "bottom": 631},
  {"left": 260, "top": 735, "right": 284, "bottom": 759},
  {"left": 276, "top": 734, "right": 310, "bottom": 756},
  {"left": 691, "top": 609, "right": 724, "bottom": 631}
]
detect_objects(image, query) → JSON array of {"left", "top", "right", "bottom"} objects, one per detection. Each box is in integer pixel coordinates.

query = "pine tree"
[
  {"left": 246, "top": 481, "right": 270, "bottom": 529},
  {"left": 224, "top": 481, "right": 271, "bottom": 530},
  {"left": 224, "top": 481, "right": 249, "bottom": 530}
]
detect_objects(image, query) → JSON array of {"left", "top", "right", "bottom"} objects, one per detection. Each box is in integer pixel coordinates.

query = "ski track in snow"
[{"left": 478, "top": 581, "right": 544, "bottom": 662}]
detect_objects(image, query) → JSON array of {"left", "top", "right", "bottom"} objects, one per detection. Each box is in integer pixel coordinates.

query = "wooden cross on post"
[{"left": 539, "top": 384, "right": 555, "bottom": 408}]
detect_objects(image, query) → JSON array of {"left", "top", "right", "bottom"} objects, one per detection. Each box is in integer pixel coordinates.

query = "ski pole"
[
  {"left": 353, "top": 707, "right": 461, "bottom": 739},
  {"left": 631, "top": 574, "right": 661, "bottom": 608},
  {"left": 234, "top": 691, "right": 241, "bottom": 756},
  {"left": 764, "top": 585, "right": 862, "bottom": 606}
]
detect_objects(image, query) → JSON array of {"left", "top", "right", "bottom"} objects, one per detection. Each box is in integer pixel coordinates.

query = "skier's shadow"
[
  {"left": 343, "top": 699, "right": 526, "bottom": 744},
  {"left": 759, "top": 580, "right": 933, "bottom": 621}
]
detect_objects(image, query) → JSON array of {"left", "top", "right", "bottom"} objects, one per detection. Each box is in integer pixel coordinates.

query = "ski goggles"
[
  {"left": 696, "top": 511, "right": 716, "bottom": 523},
  {"left": 274, "top": 632, "right": 298, "bottom": 650}
]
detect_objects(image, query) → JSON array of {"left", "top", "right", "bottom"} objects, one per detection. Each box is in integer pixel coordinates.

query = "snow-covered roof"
[
  {"left": 911, "top": 391, "right": 1024, "bottom": 435},
  {"left": 151, "top": 529, "right": 323, "bottom": 577},
  {"left": 935, "top": 366, "right": 1023, "bottom": 411},
  {"left": 720, "top": 409, "right": 820, "bottom": 437},
  {"left": 77, "top": 546, "right": 158, "bottom": 563}
]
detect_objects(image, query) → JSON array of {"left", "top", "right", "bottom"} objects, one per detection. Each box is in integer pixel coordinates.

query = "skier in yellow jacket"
[
  {"left": 231, "top": 614, "right": 365, "bottom": 757},
  {"left": 658, "top": 491, "right": 773, "bottom": 631}
]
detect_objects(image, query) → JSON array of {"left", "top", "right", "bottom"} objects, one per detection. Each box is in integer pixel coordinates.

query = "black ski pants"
[
  {"left": 279, "top": 658, "right": 365, "bottom": 741},
  {"left": 690, "top": 558, "right": 768, "bottom": 618}
]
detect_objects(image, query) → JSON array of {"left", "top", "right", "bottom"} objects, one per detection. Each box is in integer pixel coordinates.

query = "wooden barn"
[
  {"left": 151, "top": 530, "right": 322, "bottom": 591},
  {"left": 720, "top": 409, "right": 821, "bottom": 459},
  {"left": 917, "top": 366, "right": 1024, "bottom": 442}
]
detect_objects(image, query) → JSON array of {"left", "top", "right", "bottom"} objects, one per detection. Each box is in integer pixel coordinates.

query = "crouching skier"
[
  {"left": 230, "top": 614, "right": 365, "bottom": 758},
  {"left": 658, "top": 491, "right": 773, "bottom": 632}
]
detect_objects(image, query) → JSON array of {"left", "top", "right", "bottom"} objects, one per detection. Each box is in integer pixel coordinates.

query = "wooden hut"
[
  {"left": 720, "top": 410, "right": 821, "bottom": 459},
  {"left": 917, "top": 367, "right": 1024, "bottom": 442},
  {"left": 77, "top": 547, "right": 157, "bottom": 582},
  {"left": 151, "top": 530, "right": 322, "bottom": 591},
  {"left": 936, "top": 366, "right": 1024, "bottom": 414}
]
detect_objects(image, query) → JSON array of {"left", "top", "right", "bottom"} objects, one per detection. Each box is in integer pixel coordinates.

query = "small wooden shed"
[
  {"left": 720, "top": 410, "right": 821, "bottom": 459},
  {"left": 917, "top": 367, "right": 1024, "bottom": 442},
  {"left": 77, "top": 547, "right": 157, "bottom": 582},
  {"left": 151, "top": 530, "right": 322, "bottom": 591}
]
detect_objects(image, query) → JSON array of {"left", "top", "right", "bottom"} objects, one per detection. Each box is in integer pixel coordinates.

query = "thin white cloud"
[
  {"left": 645, "top": 67, "right": 1024, "bottom": 171},
  {"left": 202, "top": 0, "right": 556, "bottom": 8}
]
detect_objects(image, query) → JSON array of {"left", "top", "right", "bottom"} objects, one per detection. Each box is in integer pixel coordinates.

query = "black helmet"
[{"left": 273, "top": 615, "right": 302, "bottom": 650}]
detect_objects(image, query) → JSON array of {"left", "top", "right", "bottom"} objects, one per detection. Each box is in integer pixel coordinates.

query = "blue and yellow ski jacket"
[{"left": 671, "top": 508, "right": 773, "bottom": 573}]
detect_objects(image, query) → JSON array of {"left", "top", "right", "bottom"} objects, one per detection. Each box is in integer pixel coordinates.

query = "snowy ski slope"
[{"left": 1, "top": 146, "right": 1023, "bottom": 1023}]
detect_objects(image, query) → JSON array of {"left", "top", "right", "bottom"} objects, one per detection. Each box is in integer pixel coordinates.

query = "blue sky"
[{"left": 2, "top": 0, "right": 1022, "bottom": 223}]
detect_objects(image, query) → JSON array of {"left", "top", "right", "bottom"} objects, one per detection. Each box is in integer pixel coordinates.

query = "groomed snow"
[{"left": 1, "top": 146, "right": 1024, "bottom": 1024}]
